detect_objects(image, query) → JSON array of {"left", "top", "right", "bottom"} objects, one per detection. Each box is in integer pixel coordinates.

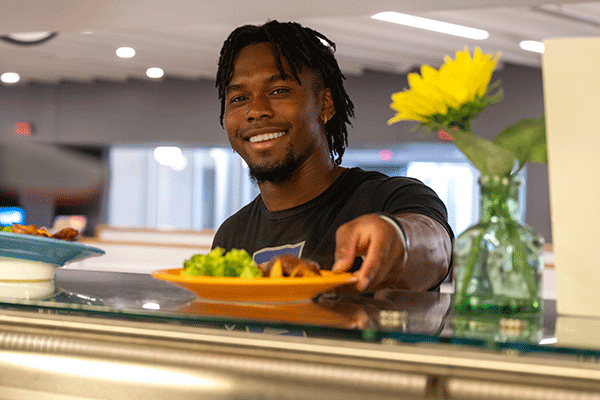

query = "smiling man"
[{"left": 212, "top": 20, "right": 453, "bottom": 292}]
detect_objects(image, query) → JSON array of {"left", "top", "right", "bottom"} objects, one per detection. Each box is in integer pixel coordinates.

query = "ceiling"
[{"left": 0, "top": 0, "right": 599, "bottom": 84}]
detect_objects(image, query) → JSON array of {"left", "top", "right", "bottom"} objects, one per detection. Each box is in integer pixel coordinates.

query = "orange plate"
[{"left": 151, "top": 268, "right": 357, "bottom": 302}]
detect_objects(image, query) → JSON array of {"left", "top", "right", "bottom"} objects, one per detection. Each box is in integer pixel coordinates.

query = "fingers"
[
  {"left": 332, "top": 222, "right": 359, "bottom": 273},
  {"left": 332, "top": 214, "right": 405, "bottom": 292},
  {"left": 356, "top": 239, "right": 389, "bottom": 291}
]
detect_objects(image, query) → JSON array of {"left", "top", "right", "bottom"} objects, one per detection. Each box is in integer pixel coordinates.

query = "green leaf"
[
  {"left": 450, "top": 129, "right": 517, "bottom": 176},
  {"left": 421, "top": 86, "right": 504, "bottom": 133},
  {"left": 492, "top": 115, "right": 547, "bottom": 170}
]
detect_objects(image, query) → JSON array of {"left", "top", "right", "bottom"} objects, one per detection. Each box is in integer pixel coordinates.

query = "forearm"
[{"left": 392, "top": 213, "right": 452, "bottom": 291}]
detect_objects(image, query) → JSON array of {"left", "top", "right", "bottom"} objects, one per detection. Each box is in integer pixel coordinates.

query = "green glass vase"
[{"left": 453, "top": 175, "right": 544, "bottom": 314}]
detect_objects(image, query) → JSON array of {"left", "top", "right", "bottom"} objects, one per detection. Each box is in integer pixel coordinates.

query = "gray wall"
[{"left": 0, "top": 63, "right": 551, "bottom": 241}]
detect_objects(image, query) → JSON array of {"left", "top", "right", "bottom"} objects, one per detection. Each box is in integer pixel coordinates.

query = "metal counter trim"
[{"left": 0, "top": 308, "right": 599, "bottom": 396}]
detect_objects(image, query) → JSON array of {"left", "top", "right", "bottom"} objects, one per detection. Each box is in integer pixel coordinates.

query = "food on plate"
[
  {"left": 5, "top": 224, "right": 79, "bottom": 241},
  {"left": 259, "top": 254, "right": 322, "bottom": 278},
  {"left": 181, "top": 248, "right": 323, "bottom": 279},
  {"left": 182, "top": 247, "right": 263, "bottom": 278}
]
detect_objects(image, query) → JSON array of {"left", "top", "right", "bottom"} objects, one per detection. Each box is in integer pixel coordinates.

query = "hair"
[{"left": 216, "top": 20, "right": 355, "bottom": 165}]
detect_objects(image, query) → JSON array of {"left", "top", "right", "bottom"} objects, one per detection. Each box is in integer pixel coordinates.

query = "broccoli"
[{"left": 181, "top": 247, "right": 262, "bottom": 278}]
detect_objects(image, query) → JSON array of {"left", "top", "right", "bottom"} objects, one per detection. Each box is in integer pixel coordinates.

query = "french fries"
[{"left": 259, "top": 254, "right": 322, "bottom": 278}]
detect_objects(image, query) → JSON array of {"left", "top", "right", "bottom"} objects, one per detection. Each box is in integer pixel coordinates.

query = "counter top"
[{"left": 0, "top": 268, "right": 598, "bottom": 399}]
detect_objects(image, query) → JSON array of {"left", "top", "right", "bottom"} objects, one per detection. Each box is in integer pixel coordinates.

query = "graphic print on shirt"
[{"left": 252, "top": 242, "right": 305, "bottom": 264}]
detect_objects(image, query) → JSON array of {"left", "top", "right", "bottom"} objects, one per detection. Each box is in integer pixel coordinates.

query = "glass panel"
[
  {"left": 108, "top": 148, "right": 150, "bottom": 227},
  {"left": 0, "top": 268, "right": 592, "bottom": 360}
]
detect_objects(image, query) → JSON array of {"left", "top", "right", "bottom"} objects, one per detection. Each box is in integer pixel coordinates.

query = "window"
[
  {"left": 107, "top": 146, "right": 258, "bottom": 230},
  {"left": 107, "top": 143, "right": 525, "bottom": 236}
]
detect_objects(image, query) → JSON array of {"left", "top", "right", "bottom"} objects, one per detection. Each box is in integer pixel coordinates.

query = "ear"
[{"left": 320, "top": 87, "right": 336, "bottom": 123}]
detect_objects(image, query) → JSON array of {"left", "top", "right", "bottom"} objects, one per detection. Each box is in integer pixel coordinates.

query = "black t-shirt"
[{"left": 212, "top": 167, "right": 453, "bottom": 273}]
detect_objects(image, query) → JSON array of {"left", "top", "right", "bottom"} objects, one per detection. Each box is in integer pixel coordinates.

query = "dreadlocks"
[{"left": 216, "top": 20, "right": 355, "bottom": 165}]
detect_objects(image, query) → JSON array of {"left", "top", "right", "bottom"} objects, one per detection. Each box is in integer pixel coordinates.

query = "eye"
[
  {"left": 229, "top": 95, "right": 247, "bottom": 104},
  {"left": 270, "top": 88, "right": 289, "bottom": 95}
]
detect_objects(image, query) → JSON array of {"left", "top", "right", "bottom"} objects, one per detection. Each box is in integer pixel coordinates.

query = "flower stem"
[
  {"left": 454, "top": 227, "right": 486, "bottom": 308},
  {"left": 506, "top": 221, "right": 538, "bottom": 298}
]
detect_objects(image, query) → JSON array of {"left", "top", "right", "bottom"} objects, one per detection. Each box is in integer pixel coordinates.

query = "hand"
[{"left": 331, "top": 214, "right": 406, "bottom": 292}]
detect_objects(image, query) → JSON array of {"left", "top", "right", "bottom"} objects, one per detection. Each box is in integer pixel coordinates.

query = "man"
[{"left": 212, "top": 20, "right": 452, "bottom": 292}]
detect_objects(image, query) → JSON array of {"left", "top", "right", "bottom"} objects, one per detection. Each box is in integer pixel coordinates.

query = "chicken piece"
[
  {"left": 11, "top": 223, "right": 79, "bottom": 241},
  {"left": 12, "top": 224, "right": 50, "bottom": 237},
  {"left": 289, "top": 264, "right": 321, "bottom": 277},
  {"left": 51, "top": 227, "right": 79, "bottom": 241}
]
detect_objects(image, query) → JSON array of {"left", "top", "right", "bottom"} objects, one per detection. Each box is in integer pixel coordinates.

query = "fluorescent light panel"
[
  {"left": 372, "top": 11, "right": 489, "bottom": 40},
  {"left": 519, "top": 40, "right": 545, "bottom": 53}
]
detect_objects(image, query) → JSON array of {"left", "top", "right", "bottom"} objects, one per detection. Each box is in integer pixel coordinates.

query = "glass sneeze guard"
[{"left": 0, "top": 268, "right": 590, "bottom": 359}]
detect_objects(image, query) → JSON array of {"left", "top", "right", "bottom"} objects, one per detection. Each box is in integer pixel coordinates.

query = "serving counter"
[{"left": 0, "top": 268, "right": 599, "bottom": 399}]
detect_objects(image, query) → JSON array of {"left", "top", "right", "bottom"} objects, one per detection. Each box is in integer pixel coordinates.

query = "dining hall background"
[{"left": 0, "top": 61, "right": 549, "bottom": 247}]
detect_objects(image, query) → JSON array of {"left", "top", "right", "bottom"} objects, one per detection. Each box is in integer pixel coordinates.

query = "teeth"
[{"left": 249, "top": 132, "right": 285, "bottom": 143}]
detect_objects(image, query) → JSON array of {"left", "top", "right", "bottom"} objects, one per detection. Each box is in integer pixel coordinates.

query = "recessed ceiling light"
[
  {"left": 6, "top": 32, "right": 53, "bottom": 41},
  {"left": 116, "top": 46, "right": 135, "bottom": 58},
  {"left": 519, "top": 40, "right": 545, "bottom": 53},
  {"left": 372, "top": 11, "right": 489, "bottom": 40},
  {"left": 1, "top": 72, "right": 20, "bottom": 84},
  {"left": 0, "top": 31, "right": 58, "bottom": 46},
  {"left": 146, "top": 67, "right": 164, "bottom": 79}
]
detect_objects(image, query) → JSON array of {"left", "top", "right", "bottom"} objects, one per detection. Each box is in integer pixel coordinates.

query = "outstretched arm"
[{"left": 332, "top": 213, "right": 452, "bottom": 292}]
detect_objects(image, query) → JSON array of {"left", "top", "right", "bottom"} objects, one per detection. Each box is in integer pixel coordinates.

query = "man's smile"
[{"left": 248, "top": 131, "right": 287, "bottom": 143}]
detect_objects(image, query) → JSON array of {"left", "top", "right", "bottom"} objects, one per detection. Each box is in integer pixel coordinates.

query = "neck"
[{"left": 259, "top": 162, "right": 344, "bottom": 212}]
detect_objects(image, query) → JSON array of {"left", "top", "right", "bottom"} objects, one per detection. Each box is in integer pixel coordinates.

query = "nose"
[{"left": 246, "top": 94, "right": 273, "bottom": 121}]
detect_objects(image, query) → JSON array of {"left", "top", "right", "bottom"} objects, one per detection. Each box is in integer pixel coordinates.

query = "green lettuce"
[{"left": 181, "top": 247, "right": 262, "bottom": 278}]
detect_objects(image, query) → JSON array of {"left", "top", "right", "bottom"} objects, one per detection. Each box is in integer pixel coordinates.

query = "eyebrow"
[{"left": 226, "top": 73, "right": 290, "bottom": 94}]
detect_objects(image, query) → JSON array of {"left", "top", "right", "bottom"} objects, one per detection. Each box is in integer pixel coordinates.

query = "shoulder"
[
  {"left": 341, "top": 167, "right": 452, "bottom": 236},
  {"left": 343, "top": 167, "right": 426, "bottom": 191}
]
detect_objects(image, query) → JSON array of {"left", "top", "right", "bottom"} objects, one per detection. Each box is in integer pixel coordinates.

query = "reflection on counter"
[
  {"left": 451, "top": 313, "right": 543, "bottom": 345},
  {"left": 0, "top": 269, "right": 454, "bottom": 339},
  {"left": 175, "top": 290, "right": 451, "bottom": 334},
  {"left": 375, "top": 289, "right": 452, "bottom": 335},
  {"left": 0, "top": 286, "right": 104, "bottom": 308}
]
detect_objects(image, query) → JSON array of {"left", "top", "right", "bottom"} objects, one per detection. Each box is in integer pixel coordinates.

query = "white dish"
[
  {"left": 0, "top": 280, "right": 55, "bottom": 300},
  {"left": 0, "top": 256, "right": 57, "bottom": 281},
  {"left": 0, "top": 231, "right": 105, "bottom": 283}
]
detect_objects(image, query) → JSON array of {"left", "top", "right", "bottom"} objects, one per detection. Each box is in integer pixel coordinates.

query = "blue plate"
[{"left": 0, "top": 231, "right": 105, "bottom": 266}]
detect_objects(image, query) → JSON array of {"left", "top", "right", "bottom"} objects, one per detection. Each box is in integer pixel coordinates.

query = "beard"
[{"left": 247, "top": 151, "right": 302, "bottom": 185}]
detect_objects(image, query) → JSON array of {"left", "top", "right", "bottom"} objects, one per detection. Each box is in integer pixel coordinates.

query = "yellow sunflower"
[
  {"left": 387, "top": 47, "right": 501, "bottom": 128},
  {"left": 387, "top": 46, "right": 546, "bottom": 178}
]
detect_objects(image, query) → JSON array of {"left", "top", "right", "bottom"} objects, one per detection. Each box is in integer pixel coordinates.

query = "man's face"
[{"left": 224, "top": 42, "right": 331, "bottom": 184}]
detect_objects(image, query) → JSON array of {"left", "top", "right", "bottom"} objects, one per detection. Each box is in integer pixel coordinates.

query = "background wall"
[{"left": 0, "top": 63, "right": 551, "bottom": 241}]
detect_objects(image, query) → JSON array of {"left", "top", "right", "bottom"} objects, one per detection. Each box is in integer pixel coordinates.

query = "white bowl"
[
  {"left": 0, "top": 280, "right": 55, "bottom": 299},
  {"left": 0, "top": 256, "right": 58, "bottom": 281}
]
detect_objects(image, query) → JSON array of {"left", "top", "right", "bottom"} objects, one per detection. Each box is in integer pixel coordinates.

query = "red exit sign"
[{"left": 14, "top": 122, "right": 32, "bottom": 136}]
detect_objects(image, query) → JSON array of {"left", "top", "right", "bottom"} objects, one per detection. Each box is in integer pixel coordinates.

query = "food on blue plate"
[
  {"left": 259, "top": 254, "right": 322, "bottom": 278},
  {"left": 6, "top": 224, "right": 79, "bottom": 241},
  {"left": 182, "top": 247, "right": 263, "bottom": 278}
]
